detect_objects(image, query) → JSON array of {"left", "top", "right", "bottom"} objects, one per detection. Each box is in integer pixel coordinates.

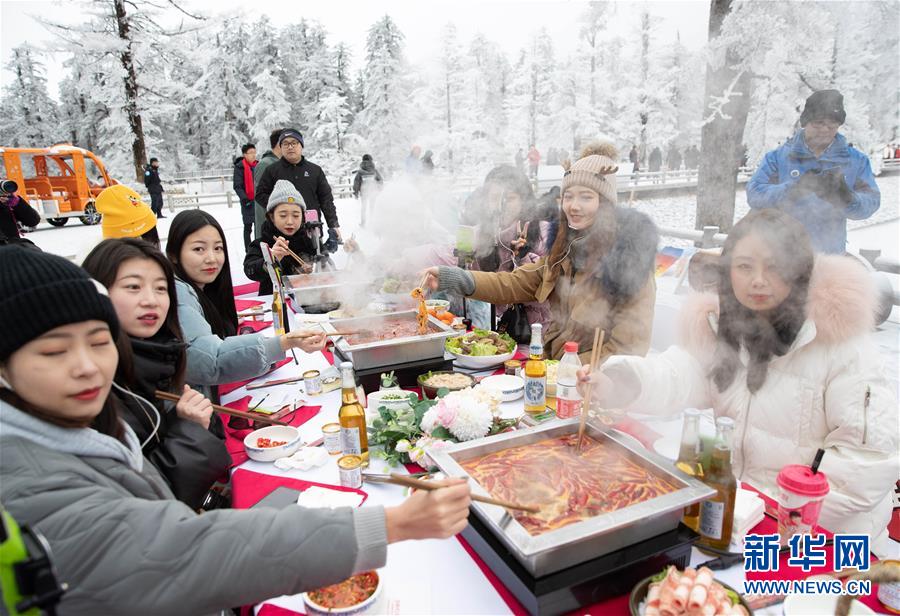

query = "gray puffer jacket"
[
  {"left": 0, "top": 402, "right": 387, "bottom": 616},
  {"left": 175, "top": 279, "right": 285, "bottom": 399}
]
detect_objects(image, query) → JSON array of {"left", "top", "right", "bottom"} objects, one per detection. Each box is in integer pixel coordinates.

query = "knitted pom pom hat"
[{"left": 560, "top": 141, "right": 619, "bottom": 205}]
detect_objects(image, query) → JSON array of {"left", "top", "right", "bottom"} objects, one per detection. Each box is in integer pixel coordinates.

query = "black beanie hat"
[
  {"left": 0, "top": 246, "right": 119, "bottom": 360},
  {"left": 800, "top": 89, "right": 846, "bottom": 127}
]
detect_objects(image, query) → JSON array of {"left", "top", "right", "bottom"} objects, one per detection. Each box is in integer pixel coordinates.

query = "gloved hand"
[
  {"left": 816, "top": 168, "right": 854, "bottom": 207},
  {"left": 323, "top": 228, "right": 342, "bottom": 253},
  {"left": 789, "top": 169, "right": 822, "bottom": 197}
]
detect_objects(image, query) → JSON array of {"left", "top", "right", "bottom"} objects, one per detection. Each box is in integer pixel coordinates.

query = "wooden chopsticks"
[
  {"left": 576, "top": 328, "right": 606, "bottom": 454},
  {"left": 153, "top": 390, "right": 290, "bottom": 426},
  {"left": 371, "top": 473, "right": 541, "bottom": 514}
]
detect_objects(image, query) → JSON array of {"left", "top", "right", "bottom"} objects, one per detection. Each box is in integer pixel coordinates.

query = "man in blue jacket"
[{"left": 747, "top": 90, "right": 880, "bottom": 253}]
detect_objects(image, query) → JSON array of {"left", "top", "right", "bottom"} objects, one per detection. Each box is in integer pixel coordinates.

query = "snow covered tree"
[
  {"left": 248, "top": 67, "right": 292, "bottom": 149},
  {"left": 508, "top": 29, "right": 556, "bottom": 150},
  {"left": 194, "top": 17, "right": 253, "bottom": 166},
  {"left": 40, "top": 0, "right": 204, "bottom": 180},
  {"left": 0, "top": 44, "right": 60, "bottom": 146},
  {"left": 356, "top": 16, "right": 411, "bottom": 166}
]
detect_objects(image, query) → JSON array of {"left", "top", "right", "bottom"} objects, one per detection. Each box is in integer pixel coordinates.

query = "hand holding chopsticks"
[
  {"left": 577, "top": 328, "right": 606, "bottom": 453},
  {"left": 372, "top": 473, "right": 541, "bottom": 514},
  {"left": 154, "top": 390, "right": 290, "bottom": 426}
]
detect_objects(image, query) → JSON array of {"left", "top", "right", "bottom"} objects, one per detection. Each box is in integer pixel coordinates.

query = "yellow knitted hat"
[
  {"left": 96, "top": 184, "right": 157, "bottom": 239},
  {"left": 561, "top": 141, "right": 619, "bottom": 206}
]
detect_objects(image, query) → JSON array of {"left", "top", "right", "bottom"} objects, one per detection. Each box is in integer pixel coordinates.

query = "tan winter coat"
[
  {"left": 604, "top": 255, "right": 899, "bottom": 555},
  {"left": 469, "top": 208, "right": 659, "bottom": 362}
]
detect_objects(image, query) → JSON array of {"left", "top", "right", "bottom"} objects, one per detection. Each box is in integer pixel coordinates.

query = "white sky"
[{"left": 1, "top": 0, "right": 711, "bottom": 100}]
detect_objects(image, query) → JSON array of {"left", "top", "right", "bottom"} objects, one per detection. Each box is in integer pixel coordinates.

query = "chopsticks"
[
  {"left": 153, "top": 390, "right": 290, "bottom": 426},
  {"left": 373, "top": 473, "right": 541, "bottom": 514},
  {"left": 576, "top": 328, "right": 605, "bottom": 454},
  {"left": 284, "top": 247, "right": 308, "bottom": 268}
]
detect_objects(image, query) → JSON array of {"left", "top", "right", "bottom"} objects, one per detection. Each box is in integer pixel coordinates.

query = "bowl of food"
[
  {"left": 479, "top": 374, "right": 525, "bottom": 402},
  {"left": 302, "top": 570, "right": 383, "bottom": 615},
  {"left": 629, "top": 566, "right": 752, "bottom": 616},
  {"left": 417, "top": 370, "right": 476, "bottom": 399},
  {"left": 366, "top": 389, "right": 415, "bottom": 411},
  {"left": 243, "top": 425, "right": 303, "bottom": 462},
  {"left": 445, "top": 329, "right": 517, "bottom": 369},
  {"left": 425, "top": 299, "right": 450, "bottom": 315}
]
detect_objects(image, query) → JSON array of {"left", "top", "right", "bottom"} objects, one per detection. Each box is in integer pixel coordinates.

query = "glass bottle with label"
[
  {"left": 698, "top": 416, "right": 736, "bottom": 549},
  {"left": 523, "top": 323, "right": 547, "bottom": 415},
  {"left": 675, "top": 408, "right": 704, "bottom": 532},
  {"left": 338, "top": 362, "right": 369, "bottom": 463}
]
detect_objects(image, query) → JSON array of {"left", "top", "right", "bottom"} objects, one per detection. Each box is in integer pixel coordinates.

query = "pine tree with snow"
[
  {"left": 355, "top": 15, "right": 412, "bottom": 166},
  {"left": 0, "top": 44, "right": 60, "bottom": 147}
]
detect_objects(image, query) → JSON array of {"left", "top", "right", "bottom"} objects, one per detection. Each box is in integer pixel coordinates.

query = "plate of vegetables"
[
  {"left": 629, "top": 566, "right": 752, "bottom": 616},
  {"left": 445, "top": 328, "right": 517, "bottom": 369}
]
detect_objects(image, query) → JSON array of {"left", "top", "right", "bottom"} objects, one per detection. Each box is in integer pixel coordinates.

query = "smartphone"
[{"left": 251, "top": 487, "right": 303, "bottom": 509}]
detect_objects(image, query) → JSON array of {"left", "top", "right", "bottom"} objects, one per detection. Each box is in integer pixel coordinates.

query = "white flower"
[
  {"left": 395, "top": 439, "right": 411, "bottom": 453},
  {"left": 448, "top": 400, "right": 493, "bottom": 441},
  {"left": 419, "top": 408, "right": 439, "bottom": 434},
  {"left": 409, "top": 447, "right": 425, "bottom": 463}
]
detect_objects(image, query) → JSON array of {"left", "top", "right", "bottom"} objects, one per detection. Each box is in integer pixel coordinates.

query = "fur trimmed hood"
[
  {"left": 598, "top": 208, "right": 659, "bottom": 300},
  {"left": 677, "top": 254, "right": 876, "bottom": 357}
]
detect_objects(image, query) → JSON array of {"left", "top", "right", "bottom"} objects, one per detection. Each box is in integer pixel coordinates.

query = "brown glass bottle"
[{"left": 698, "top": 416, "right": 736, "bottom": 550}]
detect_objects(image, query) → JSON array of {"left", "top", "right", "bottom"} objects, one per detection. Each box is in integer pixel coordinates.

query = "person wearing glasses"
[
  {"left": 254, "top": 128, "right": 342, "bottom": 242},
  {"left": 747, "top": 89, "right": 880, "bottom": 254}
]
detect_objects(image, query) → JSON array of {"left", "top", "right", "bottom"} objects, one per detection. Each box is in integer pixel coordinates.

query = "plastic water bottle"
[{"left": 555, "top": 341, "right": 582, "bottom": 419}]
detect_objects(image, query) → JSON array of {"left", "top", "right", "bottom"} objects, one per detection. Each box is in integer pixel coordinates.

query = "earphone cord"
[{"left": 111, "top": 381, "right": 161, "bottom": 450}]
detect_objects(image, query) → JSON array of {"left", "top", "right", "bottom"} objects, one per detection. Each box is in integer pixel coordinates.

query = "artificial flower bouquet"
[{"left": 367, "top": 384, "right": 517, "bottom": 466}]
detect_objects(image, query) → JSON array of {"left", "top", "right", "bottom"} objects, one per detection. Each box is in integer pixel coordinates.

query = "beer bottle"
[
  {"left": 524, "top": 324, "right": 547, "bottom": 415},
  {"left": 675, "top": 408, "right": 704, "bottom": 532},
  {"left": 338, "top": 362, "right": 369, "bottom": 463},
  {"left": 698, "top": 416, "right": 737, "bottom": 550}
]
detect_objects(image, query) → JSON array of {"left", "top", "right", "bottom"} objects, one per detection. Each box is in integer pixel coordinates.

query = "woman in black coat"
[
  {"left": 83, "top": 238, "right": 231, "bottom": 509},
  {"left": 243, "top": 180, "right": 317, "bottom": 296}
]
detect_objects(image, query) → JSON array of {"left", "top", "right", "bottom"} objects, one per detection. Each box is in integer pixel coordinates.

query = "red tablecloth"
[
  {"left": 233, "top": 281, "right": 261, "bottom": 297},
  {"left": 222, "top": 396, "right": 322, "bottom": 467},
  {"left": 235, "top": 298, "right": 264, "bottom": 311},
  {"left": 238, "top": 319, "right": 273, "bottom": 334},
  {"left": 219, "top": 358, "right": 294, "bottom": 397}
]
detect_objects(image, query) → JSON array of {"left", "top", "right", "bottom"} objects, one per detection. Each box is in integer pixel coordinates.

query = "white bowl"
[
  {"left": 243, "top": 425, "right": 303, "bottom": 462},
  {"left": 366, "top": 389, "right": 415, "bottom": 411},
  {"left": 302, "top": 570, "right": 384, "bottom": 615},
  {"left": 480, "top": 374, "right": 525, "bottom": 401},
  {"left": 449, "top": 348, "right": 516, "bottom": 370}
]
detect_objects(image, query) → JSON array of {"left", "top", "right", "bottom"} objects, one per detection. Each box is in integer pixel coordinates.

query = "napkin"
[
  {"left": 273, "top": 447, "right": 330, "bottom": 471},
  {"left": 296, "top": 486, "right": 365, "bottom": 509},
  {"left": 731, "top": 488, "right": 766, "bottom": 543}
]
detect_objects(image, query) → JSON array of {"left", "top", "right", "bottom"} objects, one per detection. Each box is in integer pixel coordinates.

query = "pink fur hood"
[{"left": 676, "top": 255, "right": 877, "bottom": 357}]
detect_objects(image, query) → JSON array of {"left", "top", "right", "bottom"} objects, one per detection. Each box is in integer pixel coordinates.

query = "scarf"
[{"left": 242, "top": 159, "right": 257, "bottom": 200}]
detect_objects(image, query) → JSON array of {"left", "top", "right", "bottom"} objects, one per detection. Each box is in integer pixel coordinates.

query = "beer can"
[
  {"left": 337, "top": 455, "right": 363, "bottom": 489},
  {"left": 504, "top": 360, "right": 522, "bottom": 377},
  {"left": 303, "top": 369, "right": 322, "bottom": 395},
  {"left": 321, "top": 423, "right": 342, "bottom": 455}
]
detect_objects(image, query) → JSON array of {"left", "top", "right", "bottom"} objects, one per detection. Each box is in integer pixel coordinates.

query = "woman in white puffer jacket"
[{"left": 584, "top": 210, "right": 898, "bottom": 556}]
